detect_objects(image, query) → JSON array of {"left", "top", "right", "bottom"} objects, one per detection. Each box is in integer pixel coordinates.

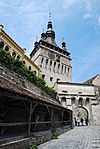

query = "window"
[
  {"left": 29, "top": 66, "right": 31, "bottom": 70},
  {"left": 5, "top": 46, "right": 9, "bottom": 51},
  {"left": 61, "top": 97, "right": 66, "bottom": 102},
  {"left": 57, "top": 78, "right": 60, "bottom": 82},
  {"left": 54, "top": 62, "right": 56, "bottom": 68},
  {"left": 0, "top": 41, "right": 4, "bottom": 49},
  {"left": 57, "top": 64, "right": 60, "bottom": 73},
  {"left": 78, "top": 98, "right": 83, "bottom": 105},
  {"left": 65, "top": 66, "right": 66, "bottom": 73},
  {"left": 50, "top": 77, "right": 53, "bottom": 81},
  {"left": 61, "top": 65, "right": 63, "bottom": 73},
  {"left": 71, "top": 97, "right": 76, "bottom": 104},
  {"left": 78, "top": 92, "right": 82, "bottom": 94},
  {"left": 85, "top": 98, "right": 89, "bottom": 105},
  {"left": 17, "top": 55, "right": 20, "bottom": 59},
  {"left": 23, "top": 61, "right": 26, "bottom": 64},
  {"left": 42, "top": 74, "right": 45, "bottom": 79},
  {"left": 46, "top": 59, "right": 48, "bottom": 65},
  {"left": 50, "top": 60, "right": 52, "bottom": 66},
  {"left": 12, "top": 52, "right": 16, "bottom": 58},
  {"left": 41, "top": 57, "right": 44, "bottom": 63},
  {"left": 67, "top": 67, "right": 69, "bottom": 76},
  {"left": 56, "top": 55, "right": 60, "bottom": 62}
]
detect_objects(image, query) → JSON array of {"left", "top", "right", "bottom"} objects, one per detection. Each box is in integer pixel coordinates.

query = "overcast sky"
[{"left": 0, "top": 0, "right": 100, "bottom": 83}]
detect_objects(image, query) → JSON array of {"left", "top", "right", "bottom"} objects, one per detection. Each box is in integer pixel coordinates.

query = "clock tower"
[{"left": 30, "top": 19, "right": 72, "bottom": 87}]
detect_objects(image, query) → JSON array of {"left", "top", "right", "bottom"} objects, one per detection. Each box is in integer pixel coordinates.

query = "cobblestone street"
[{"left": 38, "top": 126, "right": 100, "bottom": 149}]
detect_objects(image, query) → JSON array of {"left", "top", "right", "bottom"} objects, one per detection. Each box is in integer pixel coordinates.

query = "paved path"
[{"left": 38, "top": 126, "right": 100, "bottom": 149}]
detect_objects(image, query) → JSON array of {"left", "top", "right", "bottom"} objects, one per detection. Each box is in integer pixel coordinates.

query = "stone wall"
[
  {"left": 0, "top": 127, "right": 71, "bottom": 149},
  {"left": 0, "top": 63, "right": 53, "bottom": 99}
]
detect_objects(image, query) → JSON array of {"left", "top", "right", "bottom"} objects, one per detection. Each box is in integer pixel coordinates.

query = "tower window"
[
  {"left": 67, "top": 67, "right": 70, "bottom": 76},
  {"left": 50, "top": 77, "right": 53, "bottom": 81},
  {"left": 56, "top": 55, "right": 60, "bottom": 62},
  {"left": 46, "top": 59, "right": 48, "bottom": 65},
  {"left": 50, "top": 60, "right": 52, "bottom": 66},
  {"left": 54, "top": 62, "right": 56, "bottom": 68},
  {"left": 41, "top": 57, "right": 44, "bottom": 63},
  {"left": 65, "top": 66, "right": 66, "bottom": 73},
  {"left": 61, "top": 65, "right": 63, "bottom": 73},
  {"left": 42, "top": 74, "right": 45, "bottom": 79}
]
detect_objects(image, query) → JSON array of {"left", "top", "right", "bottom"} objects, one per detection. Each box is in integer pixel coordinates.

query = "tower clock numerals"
[{"left": 48, "top": 51, "right": 55, "bottom": 59}]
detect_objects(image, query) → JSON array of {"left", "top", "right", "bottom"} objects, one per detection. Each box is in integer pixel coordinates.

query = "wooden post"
[
  {"left": 50, "top": 107, "right": 54, "bottom": 130},
  {"left": 28, "top": 101, "right": 32, "bottom": 136},
  {"left": 28, "top": 102, "right": 38, "bottom": 135},
  {"left": 61, "top": 110, "right": 64, "bottom": 127}
]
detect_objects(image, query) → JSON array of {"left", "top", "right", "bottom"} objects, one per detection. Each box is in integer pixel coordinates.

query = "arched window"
[
  {"left": 29, "top": 66, "right": 31, "bottom": 70},
  {"left": 50, "top": 60, "right": 52, "bottom": 66},
  {"left": 71, "top": 97, "right": 76, "bottom": 105},
  {"left": 78, "top": 98, "right": 83, "bottom": 105},
  {"left": 41, "top": 57, "right": 44, "bottom": 63},
  {"left": 12, "top": 52, "right": 16, "bottom": 58},
  {"left": 5, "top": 46, "right": 9, "bottom": 51},
  {"left": 0, "top": 41, "right": 4, "bottom": 49},
  {"left": 46, "top": 59, "right": 48, "bottom": 65}
]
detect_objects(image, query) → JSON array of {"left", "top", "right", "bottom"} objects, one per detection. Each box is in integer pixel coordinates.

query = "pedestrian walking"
[
  {"left": 76, "top": 116, "right": 80, "bottom": 126},
  {"left": 80, "top": 117, "right": 83, "bottom": 126}
]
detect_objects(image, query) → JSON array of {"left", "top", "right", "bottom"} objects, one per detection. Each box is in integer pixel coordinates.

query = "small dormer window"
[
  {"left": 5, "top": 46, "right": 9, "bottom": 51},
  {"left": 17, "top": 55, "right": 20, "bottom": 59},
  {"left": 29, "top": 66, "right": 31, "bottom": 70},
  {"left": 12, "top": 52, "right": 16, "bottom": 58},
  {"left": 0, "top": 41, "right": 4, "bottom": 49}
]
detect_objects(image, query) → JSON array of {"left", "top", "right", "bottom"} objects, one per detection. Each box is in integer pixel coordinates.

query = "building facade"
[
  {"left": 0, "top": 25, "right": 41, "bottom": 76},
  {"left": 55, "top": 82, "right": 98, "bottom": 125},
  {"left": 30, "top": 21, "right": 72, "bottom": 87}
]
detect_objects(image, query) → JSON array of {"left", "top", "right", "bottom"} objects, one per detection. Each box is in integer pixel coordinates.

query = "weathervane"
[{"left": 49, "top": 12, "right": 51, "bottom": 21}]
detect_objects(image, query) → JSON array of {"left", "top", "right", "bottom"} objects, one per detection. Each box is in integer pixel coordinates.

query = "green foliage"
[
  {"left": 0, "top": 48, "right": 56, "bottom": 98},
  {"left": 51, "top": 133, "right": 58, "bottom": 140},
  {"left": 30, "top": 143, "right": 38, "bottom": 149},
  {"left": 50, "top": 123, "right": 58, "bottom": 139}
]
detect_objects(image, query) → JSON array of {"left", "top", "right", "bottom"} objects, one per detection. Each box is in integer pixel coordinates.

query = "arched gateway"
[{"left": 73, "top": 107, "right": 89, "bottom": 126}]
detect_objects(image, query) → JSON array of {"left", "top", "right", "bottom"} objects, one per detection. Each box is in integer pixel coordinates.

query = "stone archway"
[{"left": 73, "top": 107, "right": 89, "bottom": 126}]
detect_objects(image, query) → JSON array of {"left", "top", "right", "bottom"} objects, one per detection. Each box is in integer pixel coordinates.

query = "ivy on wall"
[{"left": 0, "top": 48, "right": 56, "bottom": 98}]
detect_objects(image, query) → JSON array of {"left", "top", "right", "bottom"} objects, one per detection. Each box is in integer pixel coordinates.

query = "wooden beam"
[{"left": 0, "top": 122, "right": 28, "bottom": 126}]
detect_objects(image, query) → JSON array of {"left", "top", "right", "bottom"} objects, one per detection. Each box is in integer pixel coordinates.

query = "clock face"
[{"left": 48, "top": 51, "right": 55, "bottom": 59}]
